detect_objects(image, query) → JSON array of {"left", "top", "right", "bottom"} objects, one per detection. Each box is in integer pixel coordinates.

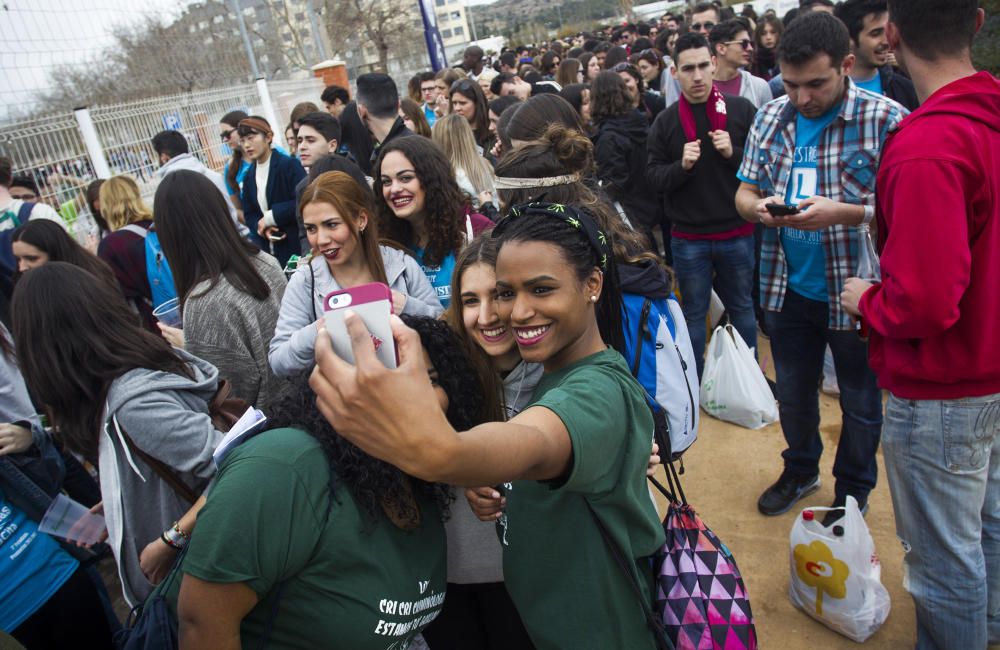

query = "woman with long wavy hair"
[
  {"left": 431, "top": 114, "right": 497, "bottom": 211},
  {"left": 373, "top": 136, "right": 493, "bottom": 308}
]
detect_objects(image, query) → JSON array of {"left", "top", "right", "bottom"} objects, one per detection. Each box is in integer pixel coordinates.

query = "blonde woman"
[
  {"left": 96, "top": 175, "right": 158, "bottom": 330},
  {"left": 431, "top": 114, "right": 497, "bottom": 212}
]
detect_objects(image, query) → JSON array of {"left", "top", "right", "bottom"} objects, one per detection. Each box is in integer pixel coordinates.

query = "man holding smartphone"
[{"left": 734, "top": 12, "right": 907, "bottom": 520}]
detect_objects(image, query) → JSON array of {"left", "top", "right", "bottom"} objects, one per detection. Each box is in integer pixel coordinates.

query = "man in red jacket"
[{"left": 841, "top": 1, "right": 999, "bottom": 646}]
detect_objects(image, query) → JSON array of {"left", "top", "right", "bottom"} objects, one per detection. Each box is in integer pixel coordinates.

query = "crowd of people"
[{"left": 0, "top": 0, "right": 997, "bottom": 648}]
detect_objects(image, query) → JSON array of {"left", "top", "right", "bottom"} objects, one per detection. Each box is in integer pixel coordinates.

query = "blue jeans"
[
  {"left": 671, "top": 235, "right": 757, "bottom": 379},
  {"left": 763, "top": 289, "right": 882, "bottom": 501},
  {"left": 883, "top": 392, "right": 1000, "bottom": 649}
]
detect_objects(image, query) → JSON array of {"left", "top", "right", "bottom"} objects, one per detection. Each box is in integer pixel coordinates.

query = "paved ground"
[{"left": 649, "top": 336, "right": 916, "bottom": 648}]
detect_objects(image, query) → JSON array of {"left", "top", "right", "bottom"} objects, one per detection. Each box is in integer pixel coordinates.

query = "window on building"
[
  {"left": 454, "top": 26, "right": 463, "bottom": 36},
  {"left": 435, "top": 0, "right": 446, "bottom": 6},
  {"left": 441, "top": 28, "right": 452, "bottom": 38},
  {"left": 450, "top": 11, "right": 461, "bottom": 19}
]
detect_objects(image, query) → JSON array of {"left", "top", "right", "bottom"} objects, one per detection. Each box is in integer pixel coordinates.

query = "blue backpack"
[
  {"left": 122, "top": 224, "right": 177, "bottom": 309},
  {"left": 621, "top": 292, "right": 700, "bottom": 460}
]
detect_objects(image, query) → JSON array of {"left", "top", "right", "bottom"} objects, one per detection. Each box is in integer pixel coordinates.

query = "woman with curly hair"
[
  {"left": 374, "top": 136, "right": 493, "bottom": 308},
  {"left": 631, "top": 47, "right": 665, "bottom": 94},
  {"left": 269, "top": 171, "right": 441, "bottom": 377},
  {"left": 168, "top": 315, "right": 489, "bottom": 649},
  {"left": 611, "top": 62, "right": 665, "bottom": 123}
]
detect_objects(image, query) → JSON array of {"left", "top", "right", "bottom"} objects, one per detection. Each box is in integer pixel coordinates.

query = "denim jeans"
[
  {"left": 671, "top": 235, "right": 757, "bottom": 379},
  {"left": 763, "top": 289, "right": 883, "bottom": 501},
  {"left": 882, "top": 392, "right": 1000, "bottom": 649}
]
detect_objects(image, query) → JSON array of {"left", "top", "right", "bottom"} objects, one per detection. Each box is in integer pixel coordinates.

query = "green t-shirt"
[
  {"left": 498, "top": 348, "right": 666, "bottom": 650},
  {"left": 165, "top": 428, "right": 447, "bottom": 649}
]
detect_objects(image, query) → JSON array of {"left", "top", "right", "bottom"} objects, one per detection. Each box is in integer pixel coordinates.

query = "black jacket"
[
  {"left": 241, "top": 149, "right": 306, "bottom": 267},
  {"left": 646, "top": 94, "right": 756, "bottom": 235},
  {"left": 592, "top": 109, "right": 662, "bottom": 230},
  {"left": 880, "top": 65, "right": 919, "bottom": 111}
]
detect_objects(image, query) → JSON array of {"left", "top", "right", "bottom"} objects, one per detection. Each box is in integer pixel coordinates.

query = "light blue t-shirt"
[
  {"left": 412, "top": 247, "right": 456, "bottom": 308},
  {"left": 853, "top": 70, "right": 882, "bottom": 95},
  {"left": 781, "top": 103, "right": 842, "bottom": 302},
  {"left": 0, "top": 491, "right": 78, "bottom": 631}
]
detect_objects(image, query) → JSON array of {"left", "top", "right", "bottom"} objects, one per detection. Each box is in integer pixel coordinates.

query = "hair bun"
[{"left": 542, "top": 124, "right": 593, "bottom": 174}]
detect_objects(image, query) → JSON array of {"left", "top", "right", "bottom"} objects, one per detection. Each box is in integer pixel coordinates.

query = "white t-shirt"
[{"left": 0, "top": 197, "right": 63, "bottom": 232}]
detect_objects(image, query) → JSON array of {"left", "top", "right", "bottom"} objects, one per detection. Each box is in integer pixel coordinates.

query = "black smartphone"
[{"left": 765, "top": 203, "right": 800, "bottom": 217}]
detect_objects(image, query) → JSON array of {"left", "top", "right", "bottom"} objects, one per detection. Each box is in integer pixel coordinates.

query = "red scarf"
[{"left": 678, "top": 84, "right": 728, "bottom": 142}]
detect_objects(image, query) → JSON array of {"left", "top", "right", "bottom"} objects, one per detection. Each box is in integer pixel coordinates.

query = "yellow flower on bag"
[{"left": 794, "top": 540, "right": 850, "bottom": 616}]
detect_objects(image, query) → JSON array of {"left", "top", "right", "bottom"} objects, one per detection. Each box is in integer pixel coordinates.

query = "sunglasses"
[
  {"left": 611, "top": 62, "right": 633, "bottom": 73},
  {"left": 220, "top": 128, "right": 234, "bottom": 141},
  {"left": 450, "top": 79, "right": 477, "bottom": 93},
  {"left": 725, "top": 39, "right": 754, "bottom": 50},
  {"left": 690, "top": 21, "right": 716, "bottom": 31}
]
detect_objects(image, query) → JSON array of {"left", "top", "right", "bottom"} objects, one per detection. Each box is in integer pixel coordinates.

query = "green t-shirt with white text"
[
  {"left": 166, "top": 427, "right": 447, "bottom": 649},
  {"left": 499, "top": 348, "right": 665, "bottom": 650}
]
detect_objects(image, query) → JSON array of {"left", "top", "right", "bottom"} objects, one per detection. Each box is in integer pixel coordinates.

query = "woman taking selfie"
[
  {"left": 269, "top": 171, "right": 441, "bottom": 377},
  {"left": 373, "top": 136, "right": 493, "bottom": 308},
  {"left": 11, "top": 263, "right": 225, "bottom": 607},
  {"left": 309, "top": 201, "right": 666, "bottom": 650},
  {"left": 238, "top": 115, "right": 306, "bottom": 268},
  {"left": 154, "top": 170, "right": 289, "bottom": 411}
]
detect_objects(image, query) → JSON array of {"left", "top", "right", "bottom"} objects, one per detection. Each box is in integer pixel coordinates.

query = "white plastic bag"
[
  {"left": 699, "top": 324, "right": 778, "bottom": 429},
  {"left": 789, "top": 497, "right": 891, "bottom": 642}
]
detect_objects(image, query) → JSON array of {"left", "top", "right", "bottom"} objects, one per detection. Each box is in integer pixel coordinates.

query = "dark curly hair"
[
  {"left": 266, "top": 315, "right": 491, "bottom": 526},
  {"left": 590, "top": 71, "right": 634, "bottom": 124},
  {"left": 373, "top": 135, "right": 467, "bottom": 267}
]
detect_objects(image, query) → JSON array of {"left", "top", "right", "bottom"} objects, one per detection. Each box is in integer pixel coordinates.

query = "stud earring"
[{"left": 590, "top": 295, "right": 598, "bottom": 303}]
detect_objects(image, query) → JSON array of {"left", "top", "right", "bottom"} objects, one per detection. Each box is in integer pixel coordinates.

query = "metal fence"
[{"left": 0, "top": 76, "right": 326, "bottom": 240}]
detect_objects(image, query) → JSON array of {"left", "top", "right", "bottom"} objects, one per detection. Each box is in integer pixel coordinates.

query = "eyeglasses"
[
  {"left": 690, "top": 21, "right": 716, "bottom": 31},
  {"left": 420, "top": 86, "right": 437, "bottom": 93},
  {"left": 725, "top": 39, "right": 754, "bottom": 50},
  {"left": 220, "top": 128, "right": 234, "bottom": 141}
]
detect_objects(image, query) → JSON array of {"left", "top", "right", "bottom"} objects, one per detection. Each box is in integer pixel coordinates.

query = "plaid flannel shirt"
[{"left": 737, "top": 80, "right": 907, "bottom": 329}]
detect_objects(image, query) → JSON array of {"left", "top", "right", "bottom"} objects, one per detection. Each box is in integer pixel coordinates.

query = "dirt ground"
[{"left": 649, "top": 335, "right": 916, "bottom": 649}]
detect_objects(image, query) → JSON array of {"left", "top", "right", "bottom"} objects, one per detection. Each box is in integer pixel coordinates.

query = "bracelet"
[
  {"left": 161, "top": 531, "right": 185, "bottom": 550},
  {"left": 171, "top": 521, "right": 191, "bottom": 541}
]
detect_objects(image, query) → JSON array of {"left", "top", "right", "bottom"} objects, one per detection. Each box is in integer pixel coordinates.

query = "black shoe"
[
  {"left": 757, "top": 471, "right": 821, "bottom": 516},
  {"left": 820, "top": 496, "right": 869, "bottom": 527}
]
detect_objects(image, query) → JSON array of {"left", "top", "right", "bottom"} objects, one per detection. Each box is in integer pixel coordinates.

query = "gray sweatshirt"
[
  {"left": 0, "top": 325, "right": 44, "bottom": 448},
  {"left": 445, "top": 360, "right": 544, "bottom": 584},
  {"left": 98, "top": 350, "right": 224, "bottom": 606},
  {"left": 269, "top": 245, "right": 443, "bottom": 376},
  {"left": 183, "top": 253, "right": 290, "bottom": 413}
]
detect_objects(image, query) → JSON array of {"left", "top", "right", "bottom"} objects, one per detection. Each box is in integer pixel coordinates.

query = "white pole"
[
  {"left": 73, "top": 106, "right": 112, "bottom": 179},
  {"left": 255, "top": 78, "right": 287, "bottom": 152}
]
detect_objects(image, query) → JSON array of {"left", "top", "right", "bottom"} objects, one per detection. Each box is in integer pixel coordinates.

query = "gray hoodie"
[
  {"left": 158, "top": 153, "right": 248, "bottom": 237},
  {"left": 98, "top": 350, "right": 223, "bottom": 606},
  {"left": 268, "top": 245, "right": 443, "bottom": 376}
]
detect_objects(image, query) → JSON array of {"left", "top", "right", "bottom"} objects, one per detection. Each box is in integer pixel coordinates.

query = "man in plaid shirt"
[{"left": 734, "top": 11, "right": 907, "bottom": 520}]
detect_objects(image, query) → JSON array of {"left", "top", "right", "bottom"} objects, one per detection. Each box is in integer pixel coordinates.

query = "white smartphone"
[{"left": 322, "top": 282, "right": 397, "bottom": 368}]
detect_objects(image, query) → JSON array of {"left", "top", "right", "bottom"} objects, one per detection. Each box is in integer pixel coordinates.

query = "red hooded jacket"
[{"left": 860, "top": 71, "right": 1000, "bottom": 399}]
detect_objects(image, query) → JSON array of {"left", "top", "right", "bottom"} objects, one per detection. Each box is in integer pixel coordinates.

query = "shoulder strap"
[
  {"left": 119, "top": 429, "right": 198, "bottom": 505},
  {"left": 631, "top": 298, "right": 653, "bottom": 377},
  {"left": 16, "top": 201, "right": 34, "bottom": 224},
  {"left": 465, "top": 213, "right": 474, "bottom": 243},
  {"left": 587, "top": 503, "right": 673, "bottom": 650},
  {"left": 121, "top": 224, "right": 149, "bottom": 238}
]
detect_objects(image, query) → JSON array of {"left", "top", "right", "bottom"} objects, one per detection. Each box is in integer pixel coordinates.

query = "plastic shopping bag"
[
  {"left": 788, "top": 497, "right": 891, "bottom": 642},
  {"left": 699, "top": 324, "right": 778, "bottom": 429}
]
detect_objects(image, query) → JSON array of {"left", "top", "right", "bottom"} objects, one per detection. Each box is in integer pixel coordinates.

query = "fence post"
[
  {"left": 255, "top": 78, "right": 287, "bottom": 152},
  {"left": 73, "top": 106, "right": 112, "bottom": 179}
]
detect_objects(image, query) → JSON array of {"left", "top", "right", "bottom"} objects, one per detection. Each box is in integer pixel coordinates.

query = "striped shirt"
[{"left": 737, "top": 79, "right": 907, "bottom": 329}]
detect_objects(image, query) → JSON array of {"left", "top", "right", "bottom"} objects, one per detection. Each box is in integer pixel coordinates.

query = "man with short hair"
[
  {"left": 800, "top": 0, "right": 835, "bottom": 13},
  {"left": 834, "top": 0, "right": 918, "bottom": 110},
  {"left": 498, "top": 51, "right": 517, "bottom": 74},
  {"left": 151, "top": 130, "right": 241, "bottom": 230},
  {"left": 689, "top": 2, "right": 721, "bottom": 36},
  {"left": 840, "top": 0, "right": 999, "bottom": 645},
  {"left": 648, "top": 32, "right": 759, "bottom": 380},
  {"left": 708, "top": 19, "right": 773, "bottom": 108},
  {"left": 593, "top": 41, "right": 613, "bottom": 68},
  {"left": 462, "top": 46, "right": 486, "bottom": 80},
  {"left": 734, "top": 12, "right": 907, "bottom": 519},
  {"left": 355, "top": 73, "right": 412, "bottom": 172},
  {"left": 321, "top": 85, "right": 350, "bottom": 118},
  {"left": 490, "top": 73, "right": 559, "bottom": 100},
  {"left": 416, "top": 72, "right": 439, "bottom": 127}
]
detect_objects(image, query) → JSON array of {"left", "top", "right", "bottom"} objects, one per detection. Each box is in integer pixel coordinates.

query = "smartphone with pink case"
[{"left": 322, "top": 282, "right": 397, "bottom": 368}]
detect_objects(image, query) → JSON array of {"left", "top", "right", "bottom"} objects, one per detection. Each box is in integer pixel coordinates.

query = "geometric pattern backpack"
[{"left": 652, "top": 463, "right": 758, "bottom": 650}]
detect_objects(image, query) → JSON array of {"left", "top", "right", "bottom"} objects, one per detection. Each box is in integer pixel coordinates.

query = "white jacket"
[{"left": 158, "top": 153, "right": 247, "bottom": 235}]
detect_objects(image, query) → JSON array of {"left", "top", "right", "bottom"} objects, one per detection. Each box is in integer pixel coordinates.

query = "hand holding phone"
[
  {"left": 765, "top": 203, "right": 800, "bottom": 217},
  {"left": 323, "top": 283, "right": 397, "bottom": 368}
]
